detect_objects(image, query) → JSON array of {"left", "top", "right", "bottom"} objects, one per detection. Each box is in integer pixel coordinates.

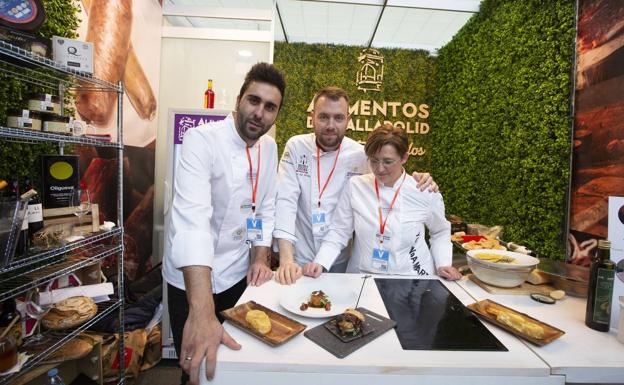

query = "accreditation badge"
[
  {"left": 246, "top": 217, "right": 263, "bottom": 241},
  {"left": 371, "top": 247, "right": 389, "bottom": 272},
  {"left": 311, "top": 210, "right": 328, "bottom": 236}
]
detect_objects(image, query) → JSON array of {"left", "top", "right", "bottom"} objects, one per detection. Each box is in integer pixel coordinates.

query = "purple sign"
[{"left": 173, "top": 113, "right": 227, "bottom": 144}]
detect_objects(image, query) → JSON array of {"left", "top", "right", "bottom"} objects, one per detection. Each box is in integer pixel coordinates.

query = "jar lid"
[
  {"left": 6, "top": 109, "right": 42, "bottom": 119},
  {"left": 28, "top": 93, "right": 60, "bottom": 103},
  {"left": 42, "top": 114, "right": 69, "bottom": 123},
  {"left": 598, "top": 239, "right": 611, "bottom": 249}
]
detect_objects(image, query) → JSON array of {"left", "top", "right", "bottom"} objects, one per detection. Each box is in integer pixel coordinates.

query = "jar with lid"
[
  {"left": 27, "top": 93, "right": 61, "bottom": 114},
  {"left": 6, "top": 109, "right": 42, "bottom": 131},
  {"left": 0, "top": 333, "right": 17, "bottom": 373}
]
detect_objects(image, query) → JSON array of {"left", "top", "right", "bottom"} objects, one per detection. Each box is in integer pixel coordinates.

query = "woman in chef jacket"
[{"left": 305, "top": 123, "right": 461, "bottom": 280}]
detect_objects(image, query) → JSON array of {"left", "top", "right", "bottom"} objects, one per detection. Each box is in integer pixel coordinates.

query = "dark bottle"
[
  {"left": 11, "top": 177, "right": 29, "bottom": 257},
  {"left": 585, "top": 239, "right": 616, "bottom": 332},
  {"left": 0, "top": 298, "right": 22, "bottom": 346},
  {"left": 25, "top": 178, "right": 44, "bottom": 241}
]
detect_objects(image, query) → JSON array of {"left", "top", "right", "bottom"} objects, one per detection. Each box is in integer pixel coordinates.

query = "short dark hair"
[
  {"left": 312, "top": 86, "right": 349, "bottom": 109},
  {"left": 365, "top": 123, "right": 408, "bottom": 158},
  {"left": 238, "top": 62, "right": 286, "bottom": 105}
]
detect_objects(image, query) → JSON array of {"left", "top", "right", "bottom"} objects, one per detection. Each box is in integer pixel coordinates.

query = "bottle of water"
[{"left": 47, "top": 368, "right": 66, "bottom": 385}]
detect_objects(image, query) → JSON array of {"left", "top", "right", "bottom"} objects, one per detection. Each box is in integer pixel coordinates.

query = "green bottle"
[{"left": 585, "top": 239, "right": 615, "bottom": 332}]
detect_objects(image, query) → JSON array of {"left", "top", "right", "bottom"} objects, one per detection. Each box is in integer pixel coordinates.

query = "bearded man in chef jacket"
[
  {"left": 163, "top": 63, "right": 284, "bottom": 385},
  {"left": 273, "top": 86, "right": 439, "bottom": 284}
]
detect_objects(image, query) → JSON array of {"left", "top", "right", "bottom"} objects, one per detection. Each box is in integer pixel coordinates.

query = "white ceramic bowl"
[{"left": 466, "top": 249, "right": 539, "bottom": 288}]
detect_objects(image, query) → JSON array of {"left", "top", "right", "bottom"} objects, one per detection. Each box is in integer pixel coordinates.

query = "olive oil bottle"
[{"left": 585, "top": 239, "right": 615, "bottom": 332}]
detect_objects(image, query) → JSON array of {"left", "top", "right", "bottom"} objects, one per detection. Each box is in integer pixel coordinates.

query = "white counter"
[
  {"left": 457, "top": 277, "right": 624, "bottom": 384},
  {"left": 203, "top": 274, "right": 563, "bottom": 385}
]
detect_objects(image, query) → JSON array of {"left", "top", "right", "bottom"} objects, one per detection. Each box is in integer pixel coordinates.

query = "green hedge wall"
[
  {"left": 0, "top": 0, "right": 80, "bottom": 188},
  {"left": 430, "top": 0, "right": 575, "bottom": 259},
  {"left": 274, "top": 42, "right": 436, "bottom": 172}
]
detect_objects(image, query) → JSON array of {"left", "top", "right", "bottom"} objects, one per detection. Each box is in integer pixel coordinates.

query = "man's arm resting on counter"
[
  {"left": 248, "top": 245, "right": 274, "bottom": 286},
  {"left": 275, "top": 238, "right": 303, "bottom": 285},
  {"left": 180, "top": 266, "right": 240, "bottom": 384}
]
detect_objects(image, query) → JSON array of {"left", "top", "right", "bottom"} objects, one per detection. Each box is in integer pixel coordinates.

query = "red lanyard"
[
  {"left": 245, "top": 143, "right": 260, "bottom": 215},
  {"left": 374, "top": 172, "right": 406, "bottom": 244},
  {"left": 316, "top": 144, "right": 341, "bottom": 208}
]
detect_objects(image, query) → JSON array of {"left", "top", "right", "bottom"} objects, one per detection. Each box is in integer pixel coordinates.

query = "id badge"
[
  {"left": 371, "top": 247, "right": 389, "bottom": 272},
  {"left": 311, "top": 210, "right": 327, "bottom": 236},
  {"left": 246, "top": 217, "right": 263, "bottom": 241}
]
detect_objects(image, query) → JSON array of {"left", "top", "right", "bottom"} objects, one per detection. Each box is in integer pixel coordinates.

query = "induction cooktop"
[{"left": 375, "top": 278, "right": 507, "bottom": 351}]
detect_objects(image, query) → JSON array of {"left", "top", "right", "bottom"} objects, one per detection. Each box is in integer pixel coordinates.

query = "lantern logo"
[{"left": 356, "top": 48, "right": 384, "bottom": 93}]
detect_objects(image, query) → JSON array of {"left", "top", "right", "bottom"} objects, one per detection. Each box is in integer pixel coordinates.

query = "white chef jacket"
[
  {"left": 315, "top": 171, "right": 452, "bottom": 275},
  {"left": 273, "top": 134, "right": 369, "bottom": 268},
  {"left": 163, "top": 114, "right": 278, "bottom": 294}
]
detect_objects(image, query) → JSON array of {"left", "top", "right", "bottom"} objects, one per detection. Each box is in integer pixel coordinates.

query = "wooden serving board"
[
  {"left": 221, "top": 301, "right": 306, "bottom": 346},
  {"left": 468, "top": 274, "right": 556, "bottom": 295},
  {"left": 467, "top": 299, "right": 565, "bottom": 346}
]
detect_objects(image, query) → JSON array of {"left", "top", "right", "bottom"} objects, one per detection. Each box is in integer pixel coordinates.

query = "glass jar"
[{"left": 0, "top": 334, "right": 17, "bottom": 373}]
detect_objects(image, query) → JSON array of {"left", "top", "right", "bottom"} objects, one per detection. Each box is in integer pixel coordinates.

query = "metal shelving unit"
[
  {"left": 0, "top": 126, "right": 121, "bottom": 148},
  {"left": 0, "top": 300, "right": 122, "bottom": 385},
  {"left": 0, "top": 40, "right": 125, "bottom": 384},
  {"left": 0, "top": 244, "right": 121, "bottom": 301},
  {"left": 0, "top": 227, "right": 122, "bottom": 276}
]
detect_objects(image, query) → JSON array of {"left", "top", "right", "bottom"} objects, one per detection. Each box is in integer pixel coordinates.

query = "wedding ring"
[{"left": 185, "top": 356, "right": 192, "bottom": 361}]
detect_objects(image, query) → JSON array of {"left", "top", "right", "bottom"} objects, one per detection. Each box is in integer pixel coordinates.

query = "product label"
[
  {"left": 27, "top": 203, "right": 43, "bottom": 223},
  {"left": 592, "top": 268, "right": 615, "bottom": 324}
]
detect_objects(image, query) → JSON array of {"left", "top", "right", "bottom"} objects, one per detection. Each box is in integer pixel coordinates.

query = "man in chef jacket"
[
  {"left": 163, "top": 63, "right": 284, "bottom": 385},
  {"left": 273, "top": 86, "right": 438, "bottom": 284}
]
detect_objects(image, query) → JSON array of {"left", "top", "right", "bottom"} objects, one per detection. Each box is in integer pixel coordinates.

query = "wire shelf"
[
  {"left": 0, "top": 40, "right": 121, "bottom": 92},
  {"left": 0, "top": 126, "right": 121, "bottom": 148},
  {"left": 0, "top": 300, "right": 122, "bottom": 385},
  {"left": 0, "top": 228, "right": 122, "bottom": 276},
  {"left": 0, "top": 244, "right": 121, "bottom": 301}
]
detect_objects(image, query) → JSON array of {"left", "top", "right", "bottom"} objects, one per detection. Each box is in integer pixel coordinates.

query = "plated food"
[
  {"left": 468, "top": 300, "right": 564, "bottom": 345},
  {"left": 462, "top": 237, "right": 506, "bottom": 250},
  {"left": 466, "top": 249, "right": 539, "bottom": 287},
  {"left": 245, "top": 309, "right": 272, "bottom": 335},
  {"left": 473, "top": 252, "right": 516, "bottom": 263},
  {"left": 335, "top": 308, "right": 365, "bottom": 337},
  {"left": 300, "top": 290, "right": 331, "bottom": 311},
  {"left": 324, "top": 308, "right": 374, "bottom": 343},
  {"left": 280, "top": 281, "right": 357, "bottom": 318},
  {"left": 221, "top": 301, "right": 306, "bottom": 346}
]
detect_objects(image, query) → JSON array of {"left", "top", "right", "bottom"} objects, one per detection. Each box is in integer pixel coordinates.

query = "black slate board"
[{"left": 304, "top": 307, "right": 396, "bottom": 358}]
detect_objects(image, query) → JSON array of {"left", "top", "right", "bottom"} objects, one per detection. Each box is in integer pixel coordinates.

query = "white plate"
[{"left": 279, "top": 280, "right": 359, "bottom": 318}]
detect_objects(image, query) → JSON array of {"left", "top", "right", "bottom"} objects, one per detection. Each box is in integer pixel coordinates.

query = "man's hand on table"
[
  {"left": 275, "top": 261, "right": 303, "bottom": 284},
  {"left": 437, "top": 266, "right": 462, "bottom": 280},
  {"left": 180, "top": 313, "right": 240, "bottom": 384},
  {"left": 247, "top": 261, "right": 273, "bottom": 286},
  {"left": 412, "top": 171, "right": 439, "bottom": 192},
  {"left": 302, "top": 262, "right": 324, "bottom": 278}
]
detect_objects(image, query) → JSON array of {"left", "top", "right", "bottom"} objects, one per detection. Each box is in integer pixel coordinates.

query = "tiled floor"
[{"left": 134, "top": 360, "right": 181, "bottom": 385}]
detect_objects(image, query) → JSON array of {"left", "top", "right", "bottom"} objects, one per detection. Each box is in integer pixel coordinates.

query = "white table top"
[
  {"left": 204, "top": 274, "right": 558, "bottom": 385},
  {"left": 457, "top": 277, "right": 624, "bottom": 383}
]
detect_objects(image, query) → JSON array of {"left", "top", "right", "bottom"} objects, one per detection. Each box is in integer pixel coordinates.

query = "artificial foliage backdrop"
[
  {"left": 274, "top": 42, "right": 436, "bottom": 172},
  {"left": 430, "top": 0, "right": 575, "bottom": 259},
  {"left": 0, "top": 0, "right": 80, "bottom": 188}
]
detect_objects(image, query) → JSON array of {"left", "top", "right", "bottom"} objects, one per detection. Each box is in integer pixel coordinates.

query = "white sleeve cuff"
[
  {"left": 171, "top": 230, "right": 214, "bottom": 269},
  {"left": 314, "top": 242, "right": 342, "bottom": 271},
  {"left": 273, "top": 229, "right": 298, "bottom": 243}
]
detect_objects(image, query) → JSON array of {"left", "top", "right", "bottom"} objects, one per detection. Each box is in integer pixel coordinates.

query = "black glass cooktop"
[{"left": 375, "top": 278, "right": 507, "bottom": 351}]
